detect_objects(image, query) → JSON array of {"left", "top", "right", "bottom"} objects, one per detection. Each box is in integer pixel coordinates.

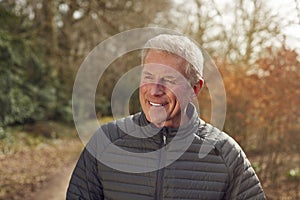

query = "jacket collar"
[{"left": 133, "top": 103, "right": 201, "bottom": 142}]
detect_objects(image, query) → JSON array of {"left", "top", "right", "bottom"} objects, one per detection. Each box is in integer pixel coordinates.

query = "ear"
[{"left": 193, "top": 79, "right": 204, "bottom": 95}]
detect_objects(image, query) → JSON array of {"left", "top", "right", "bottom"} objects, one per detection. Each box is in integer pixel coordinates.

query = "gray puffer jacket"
[{"left": 67, "top": 107, "right": 266, "bottom": 200}]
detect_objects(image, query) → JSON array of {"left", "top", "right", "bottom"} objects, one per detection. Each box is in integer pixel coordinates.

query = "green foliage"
[
  {"left": 251, "top": 162, "right": 261, "bottom": 173},
  {"left": 0, "top": 126, "right": 16, "bottom": 155},
  {"left": 0, "top": 5, "right": 56, "bottom": 126},
  {"left": 288, "top": 168, "right": 300, "bottom": 180},
  {"left": 0, "top": 127, "right": 5, "bottom": 139},
  {"left": 95, "top": 94, "right": 110, "bottom": 116},
  {"left": 0, "top": 121, "right": 78, "bottom": 156}
]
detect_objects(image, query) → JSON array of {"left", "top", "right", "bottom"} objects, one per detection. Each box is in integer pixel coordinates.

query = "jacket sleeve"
[
  {"left": 66, "top": 147, "right": 104, "bottom": 200},
  {"left": 222, "top": 136, "right": 266, "bottom": 200}
]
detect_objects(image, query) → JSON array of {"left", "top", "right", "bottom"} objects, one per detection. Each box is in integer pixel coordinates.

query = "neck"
[{"left": 153, "top": 108, "right": 191, "bottom": 129}]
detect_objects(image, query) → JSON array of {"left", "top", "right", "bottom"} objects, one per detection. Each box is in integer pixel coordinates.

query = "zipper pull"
[
  {"left": 162, "top": 127, "right": 167, "bottom": 145},
  {"left": 163, "top": 135, "right": 166, "bottom": 145}
]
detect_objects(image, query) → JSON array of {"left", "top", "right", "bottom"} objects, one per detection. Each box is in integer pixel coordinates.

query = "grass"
[
  {"left": 0, "top": 121, "right": 83, "bottom": 200},
  {"left": 0, "top": 121, "right": 78, "bottom": 156}
]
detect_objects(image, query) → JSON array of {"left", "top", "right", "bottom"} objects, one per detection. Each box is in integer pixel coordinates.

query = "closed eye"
[
  {"left": 141, "top": 72, "right": 154, "bottom": 82},
  {"left": 162, "top": 78, "right": 176, "bottom": 84}
]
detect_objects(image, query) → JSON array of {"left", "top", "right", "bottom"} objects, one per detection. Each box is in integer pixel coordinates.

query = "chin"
[{"left": 148, "top": 117, "right": 165, "bottom": 124}]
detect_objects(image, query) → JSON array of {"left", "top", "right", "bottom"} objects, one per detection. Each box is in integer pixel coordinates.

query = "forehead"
[{"left": 143, "top": 50, "right": 187, "bottom": 76}]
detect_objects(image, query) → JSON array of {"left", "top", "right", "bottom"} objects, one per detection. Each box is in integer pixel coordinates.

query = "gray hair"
[{"left": 142, "top": 34, "right": 204, "bottom": 85}]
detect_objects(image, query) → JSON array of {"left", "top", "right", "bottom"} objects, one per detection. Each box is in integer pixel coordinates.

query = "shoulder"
[
  {"left": 95, "top": 113, "right": 142, "bottom": 141},
  {"left": 196, "top": 120, "right": 239, "bottom": 148},
  {"left": 86, "top": 113, "right": 141, "bottom": 155},
  {"left": 196, "top": 121, "right": 248, "bottom": 169}
]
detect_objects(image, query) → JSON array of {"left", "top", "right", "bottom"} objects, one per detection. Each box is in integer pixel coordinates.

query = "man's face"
[{"left": 139, "top": 50, "right": 194, "bottom": 128}]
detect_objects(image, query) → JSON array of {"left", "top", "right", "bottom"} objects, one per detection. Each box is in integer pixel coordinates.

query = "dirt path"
[{"left": 30, "top": 161, "right": 77, "bottom": 200}]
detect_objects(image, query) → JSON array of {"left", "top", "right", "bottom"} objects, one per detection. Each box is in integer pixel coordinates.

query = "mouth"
[{"left": 148, "top": 101, "right": 167, "bottom": 107}]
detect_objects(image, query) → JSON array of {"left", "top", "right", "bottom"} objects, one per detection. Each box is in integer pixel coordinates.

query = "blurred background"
[{"left": 0, "top": 0, "right": 299, "bottom": 199}]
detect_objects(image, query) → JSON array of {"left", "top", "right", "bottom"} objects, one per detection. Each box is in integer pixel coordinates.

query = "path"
[{"left": 30, "top": 161, "right": 77, "bottom": 200}]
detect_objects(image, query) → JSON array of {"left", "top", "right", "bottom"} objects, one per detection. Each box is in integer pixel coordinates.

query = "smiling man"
[
  {"left": 67, "top": 34, "right": 266, "bottom": 200},
  {"left": 140, "top": 50, "right": 201, "bottom": 128}
]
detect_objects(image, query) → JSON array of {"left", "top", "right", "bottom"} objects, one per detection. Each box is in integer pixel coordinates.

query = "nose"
[{"left": 150, "top": 82, "right": 164, "bottom": 96}]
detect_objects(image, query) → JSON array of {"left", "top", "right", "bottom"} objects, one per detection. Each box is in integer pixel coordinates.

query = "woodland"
[{"left": 0, "top": 0, "right": 299, "bottom": 199}]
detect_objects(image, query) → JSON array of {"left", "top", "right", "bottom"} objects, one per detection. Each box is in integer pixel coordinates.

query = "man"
[{"left": 67, "top": 34, "right": 266, "bottom": 199}]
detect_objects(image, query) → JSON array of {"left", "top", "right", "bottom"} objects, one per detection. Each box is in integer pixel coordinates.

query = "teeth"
[{"left": 149, "top": 101, "right": 164, "bottom": 107}]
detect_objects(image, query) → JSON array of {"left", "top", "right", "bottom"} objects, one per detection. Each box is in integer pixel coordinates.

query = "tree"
[
  {"left": 1, "top": 0, "right": 172, "bottom": 121},
  {"left": 169, "top": 0, "right": 285, "bottom": 65},
  {"left": 294, "top": 0, "right": 300, "bottom": 24},
  {"left": 0, "top": 4, "right": 56, "bottom": 126},
  {"left": 222, "top": 43, "right": 300, "bottom": 190}
]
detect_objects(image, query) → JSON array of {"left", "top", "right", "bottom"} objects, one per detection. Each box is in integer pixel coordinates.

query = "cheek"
[
  {"left": 168, "top": 86, "right": 185, "bottom": 96},
  {"left": 169, "top": 87, "right": 192, "bottom": 102},
  {"left": 139, "top": 85, "right": 146, "bottom": 94},
  {"left": 139, "top": 86, "right": 147, "bottom": 100}
]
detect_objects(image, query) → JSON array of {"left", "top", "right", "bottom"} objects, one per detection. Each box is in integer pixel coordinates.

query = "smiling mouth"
[{"left": 149, "top": 101, "right": 167, "bottom": 107}]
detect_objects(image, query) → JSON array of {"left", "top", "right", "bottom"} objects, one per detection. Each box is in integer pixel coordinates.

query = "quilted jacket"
[{"left": 67, "top": 105, "right": 266, "bottom": 200}]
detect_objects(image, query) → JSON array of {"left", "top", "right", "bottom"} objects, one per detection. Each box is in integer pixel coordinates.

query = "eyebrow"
[
  {"left": 142, "top": 71, "right": 178, "bottom": 80},
  {"left": 142, "top": 71, "right": 153, "bottom": 76},
  {"left": 163, "top": 75, "right": 177, "bottom": 80}
]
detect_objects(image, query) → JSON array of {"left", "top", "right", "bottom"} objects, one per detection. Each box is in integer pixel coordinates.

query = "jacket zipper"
[
  {"left": 163, "top": 134, "right": 166, "bottom": 145},
  {"left": 155, "top": 127, "right": 167, "bottom": 200}
]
